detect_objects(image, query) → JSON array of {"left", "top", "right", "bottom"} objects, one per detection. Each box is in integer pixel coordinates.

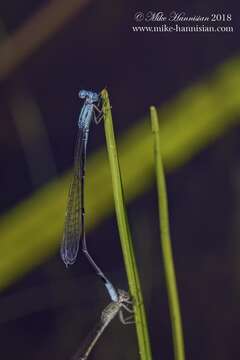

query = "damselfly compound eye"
[
  {"left": 91, "top": 92, "right": 99, "bottom": 103},
  {"left": 78, "top": 89, "right": 87, "bottom": 99}
]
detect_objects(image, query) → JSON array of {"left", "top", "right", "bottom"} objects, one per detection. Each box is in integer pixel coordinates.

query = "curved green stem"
[
  {"left": 102, "top": 89, "right": 152, "bottom": 360},
  {"left": 151, "top": 106, "right": 185, "bottom": 360}
]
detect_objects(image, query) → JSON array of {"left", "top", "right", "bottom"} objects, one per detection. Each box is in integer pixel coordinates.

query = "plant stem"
[
  {"left": 102, "top": 89, "right": 152, "bottom": 360},
  {"left": 150, "top": 106, "right": 186, "bottom": 360}
]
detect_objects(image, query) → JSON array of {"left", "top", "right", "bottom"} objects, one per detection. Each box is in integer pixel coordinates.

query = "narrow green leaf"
[
  {"left": 151, "top": 106, "right": 185, "bottom": 360},
  {"left": 102, "top": 89, "right": 152, "bottom": 360}
]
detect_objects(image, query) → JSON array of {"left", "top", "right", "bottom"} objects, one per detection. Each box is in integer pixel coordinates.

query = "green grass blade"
[
  {"left": 102, "top": 89, "right": 152, "bottom": 360},
  {"left": 150, "top": 106, "right": 185, "bottom": 360}
]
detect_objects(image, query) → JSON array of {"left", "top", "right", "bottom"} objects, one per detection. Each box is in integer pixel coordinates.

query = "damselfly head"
[
  {"left": 78, "top": 89, "right": 99, "bottom": 103},
  {"left": 87, "top": 91, "right": 99, "bottom": 103},
  {"left": 117, "top": 289, "right": 131, "bottom": 302}
]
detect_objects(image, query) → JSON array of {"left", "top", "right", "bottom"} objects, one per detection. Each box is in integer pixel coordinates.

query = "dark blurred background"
[{"left": 0, "top": 0, "right": 240, "bottom": 359}]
